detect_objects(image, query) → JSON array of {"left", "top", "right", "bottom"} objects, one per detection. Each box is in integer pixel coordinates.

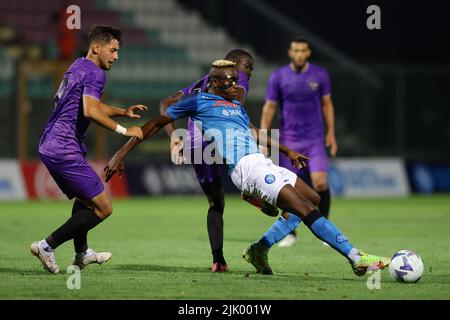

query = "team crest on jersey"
[
  {"left": 308, "top": 81, "right": 319, "bottom": 91},
  {"left": 265, "top": 174, "right": 276, "bottom": 184}
]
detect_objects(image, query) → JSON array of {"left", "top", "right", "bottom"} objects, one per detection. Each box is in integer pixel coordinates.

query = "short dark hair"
[
  {"left": 224, "top": 49, "right": 253, "bottom": 62},
  {"left": 290, "top": 37, "right": 309, "bottom": 48},
  {"left": 88, "top": 25, "right": 122, "bottom": 45}
]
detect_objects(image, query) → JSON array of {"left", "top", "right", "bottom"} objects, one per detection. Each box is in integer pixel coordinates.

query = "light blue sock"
[
  {"left": 308, "top": 217, "right": 354, "bottom": 257},
  {"left": 259, "top": 213, "right": 302, "bottom": 248}
]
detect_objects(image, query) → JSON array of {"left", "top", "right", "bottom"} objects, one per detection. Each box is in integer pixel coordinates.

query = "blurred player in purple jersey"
[
  {"left": 31, "top": 25, "right": 147, "bottom": 273},
  {"left": 157, "top": 49, "right": 261, "bottom": 272},
  {"left": 241, "top": 37, "right": 338, "bottom": 274}
]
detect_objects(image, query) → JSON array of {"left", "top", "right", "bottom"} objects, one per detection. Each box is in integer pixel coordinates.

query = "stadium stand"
[
  {"left": 0, "top": 0, "right": 447, "bottom": 160},
  {"left": 0, "top": 0, "right": 273, "bottom": 100}
]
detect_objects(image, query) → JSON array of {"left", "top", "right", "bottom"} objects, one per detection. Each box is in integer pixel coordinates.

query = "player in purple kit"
[
  {"left": 30, "top": 25, "right": 147, "bottom": 274},
  {"left": 157, "top": 49, "right": 265, "bottom": 272},
  {"left": 242, "top": 37, "right": 338, "bottom": 274}
]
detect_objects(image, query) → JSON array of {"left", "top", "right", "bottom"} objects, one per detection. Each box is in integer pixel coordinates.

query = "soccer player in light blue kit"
[
  {"left": 242, "top": 37, "right": 339, "bottom": 274},
  {"left": 105, "top": 60, "right": 390, "bottom": 277},
  {"left": 158, "top": 50, "right": 278, "bottom": 272},
  {"left": 157, "top": 50, "right": 257, "bottom": 272}
]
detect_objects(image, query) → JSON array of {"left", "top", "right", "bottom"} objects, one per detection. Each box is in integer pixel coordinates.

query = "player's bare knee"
[
  {"left": 290, "top": 199, "right": 315, "bottom": 218},
  {"left": 312, "top": 191, "right": 321, "bottom": 206},
  {"left": 97, "top": 204, "right": 113, "bottom": 219},
  {"left": 105, "top": 204, "right": 113, "bottom": 217},
  {"left": 301, "top": 198, "right": 316, "bottom": 215}
]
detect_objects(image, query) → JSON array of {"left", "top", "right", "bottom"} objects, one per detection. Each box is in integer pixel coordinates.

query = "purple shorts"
[
  {"left": 279, "top": 139, "right": 328, "bottom": 176},
  {"left": 184, "top": 119, "right": 222, "bottom": 187},
  {"left": 39, "top": 153, "right": 105, "bottom": 200},
  {"left": 192, "top": 160, "right": 221, "bottom": 186},
  {"left": 187, "top": 141, "right": 222, "bottom": 187}
]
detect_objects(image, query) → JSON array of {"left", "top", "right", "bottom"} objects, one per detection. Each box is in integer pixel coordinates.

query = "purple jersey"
[
  {"left": 265, "top": 63, "right": 330, "bottom": 142},
  {"left": 39, "top": 58, "right": 105, "bottom": 158},
  {"left": 180, "top": 71, "right": 250, "bottom": 149}
]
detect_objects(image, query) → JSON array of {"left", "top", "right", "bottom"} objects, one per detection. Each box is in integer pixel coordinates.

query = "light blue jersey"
[{"left": 166, "top": 92, "right": 258, "bottom": 174}]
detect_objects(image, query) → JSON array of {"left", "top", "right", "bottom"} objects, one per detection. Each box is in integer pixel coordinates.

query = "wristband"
[{"left": 115, "top": 124, "right": 127, "bottom": 135}]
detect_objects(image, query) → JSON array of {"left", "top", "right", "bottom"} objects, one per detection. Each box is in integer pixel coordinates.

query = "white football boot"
[
  {"left": 72, "top": 248, "right": 112, "bottom": 270},
  {"left": 30, "top": 240, "right": 60, "bottom": 274}
]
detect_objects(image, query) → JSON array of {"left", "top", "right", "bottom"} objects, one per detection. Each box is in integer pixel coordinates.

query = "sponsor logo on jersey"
[
  {"left": 222, "top": 109, "right": 241, "bottom": 117},
  {"left": 214, "top": 100, "right": 239, "bottom": 108}
]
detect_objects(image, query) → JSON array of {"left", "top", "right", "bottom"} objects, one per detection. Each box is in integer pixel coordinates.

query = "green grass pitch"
[{"left": 0, "top": 195, "right": 449, "bottom": 300}]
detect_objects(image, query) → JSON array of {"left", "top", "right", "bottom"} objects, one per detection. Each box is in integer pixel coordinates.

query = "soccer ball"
[{"left": 389, "top": 250, "right": 424, "bottom": 283}]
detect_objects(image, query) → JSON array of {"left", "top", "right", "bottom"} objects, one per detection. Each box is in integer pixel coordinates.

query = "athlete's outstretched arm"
[
  {"left": 322, "top": 95, "right": 338, "bottom": 156},
  {"left": 159, "top": 91, "right": 186, "bottom": 164},
  {"left": 159, "top": 91, "right": 184, "bottom": 137},
  {"left": 250, "top": 123, "right": 309, "bottom": 169},
  {"left": 83, "top": 95, "right": 143, "bottom": 139},
  {"left": 104, "top": 115, "right": 174, "bottom": 181},
  {"left": 260, "top": 100, "right": 277, "bottom": 130},
  {"left": 99, "top": 102, "right": 148, "bottom": 119},
  {"left": 235, "top": 86, "right": 247, "bottom": 105}
]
